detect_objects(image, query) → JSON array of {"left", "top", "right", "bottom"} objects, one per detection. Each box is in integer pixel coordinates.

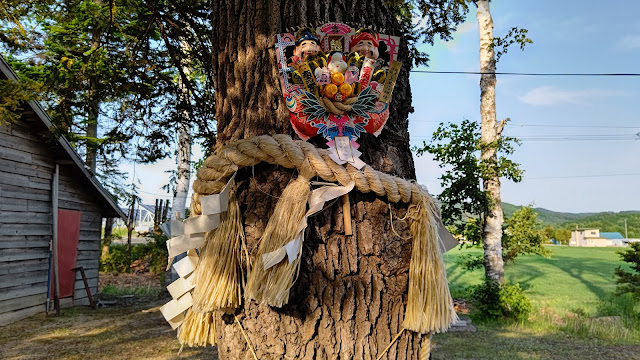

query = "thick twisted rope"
[
  {"left": 192, "top": 134, "right": 426, "bottom": 215},
  {"left": 320, "top": 96, "right": 358, "bottom": 115}
]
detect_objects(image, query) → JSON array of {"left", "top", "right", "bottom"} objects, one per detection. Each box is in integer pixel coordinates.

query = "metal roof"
[
  {"left": 0, "top": 55, "right": 127, "bottom": 220},
  {"left": 600, "top": 232, "right": 625, "bottom": 239}
]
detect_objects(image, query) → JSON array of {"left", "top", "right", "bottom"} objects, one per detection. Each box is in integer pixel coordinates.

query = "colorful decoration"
[{"left": 275, "top": 23, "right": 401, "bottom": 147}]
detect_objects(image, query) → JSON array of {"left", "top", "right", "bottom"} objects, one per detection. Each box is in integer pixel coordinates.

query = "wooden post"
[
  {"left": 52, "top": 164, "right": 60, "bottom": 314},
  {"left": 73, "top": 266, "right": 97, "bottom": 309},
  {"left": 126, "top": 196, "right": 136, "bottom": 273},
  {"left": 342, "top": 194, "right": 352, "bottom": 236}
]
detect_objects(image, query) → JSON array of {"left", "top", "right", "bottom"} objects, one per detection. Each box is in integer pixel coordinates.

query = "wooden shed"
[{"left": 0, "top": 56, "right": 127, "bottom": 325}]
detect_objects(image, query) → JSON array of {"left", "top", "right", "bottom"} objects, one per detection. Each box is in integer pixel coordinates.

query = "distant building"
[
  {"left": 115, "top": 203, "right": 167, "bottom": 233},
  {"left": 569, "top": 228, "right": 626, "bottom": 247}
]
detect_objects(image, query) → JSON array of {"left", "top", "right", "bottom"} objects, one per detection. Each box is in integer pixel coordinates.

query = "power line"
[
  {"left": 410, "top": 70, "right": 640, "bottom": 77},
  {"left": 410, "top": 135, "right": 638, "bottom": 142},
  {"left": 527, "top": 173, "right": 640, "bottom": 180},
  {"left": 420, "top": 172, "right": 640, "bottom": 182},
  {"left": 409, "top": 119, "right": 640, "bottom": 129}
]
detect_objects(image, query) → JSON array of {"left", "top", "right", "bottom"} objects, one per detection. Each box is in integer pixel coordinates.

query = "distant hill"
[
  {"left": 502, "top": 202, "right": 640, "bottom": 238},
  {"left": 501, "top": 202, "right": 595, "bottom": 226}
]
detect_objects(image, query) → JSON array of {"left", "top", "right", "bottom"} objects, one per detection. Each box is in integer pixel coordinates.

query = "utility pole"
[{"left": 625, "top": 219, "right": 628, "bottom": 239}]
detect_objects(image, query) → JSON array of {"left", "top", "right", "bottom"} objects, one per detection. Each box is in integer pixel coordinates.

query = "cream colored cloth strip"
[
  {"left": 262, "top": 181, "right": 355, "bottom": 270},
  {"left": 160, "top": 292, "right": 193, "bottom": 328}
]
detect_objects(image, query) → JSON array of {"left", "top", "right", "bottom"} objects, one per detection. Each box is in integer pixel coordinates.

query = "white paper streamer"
[
  {"left": 160, "top": 292, "right": 193, "bottom": 328},
  {"left": 170, "top": 219, "right": 185, "bottom": 237},
  {"left": 328, "top": 142, "right": 366, "bottom": 170},
  {"left": 167, "top": 233, "right": 206, "bottom": 260},
  {"left": 167, "top": 273, "right": 196, "bottom": 299},
  {"left": 167, "top": 312, "right": 185, "bottom": 330},
  {"left": 173, "top": 249, "right": 199, "bottom": 277},
  {"left": 183, "top": 214, "right": 221, "bottom": 235},
  {"left": 262, "top": 181, "right": 355, "bottom": 270},
  {"left": 200, "top": 172, "right": 236, "bottom": 215}
]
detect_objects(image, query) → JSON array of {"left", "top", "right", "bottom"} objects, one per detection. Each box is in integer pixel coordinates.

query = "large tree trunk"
[
  {"left": 477, "top": 0, "right": 505, "bottom": 283},
  {"left": 211, "top": 1, "right": 419, "bottom": 358}
]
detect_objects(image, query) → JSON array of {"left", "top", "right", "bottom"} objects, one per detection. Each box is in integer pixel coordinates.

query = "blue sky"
[
  {"left": 410, "top": 0, "right": 640, "bottom": 212},
  {"left": 124, "top": 0, "right": 640, "bottom": 213}
]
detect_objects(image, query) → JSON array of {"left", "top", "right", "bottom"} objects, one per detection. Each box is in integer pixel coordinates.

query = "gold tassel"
[
  {"left": 403, "top": 190, "right": 457, "bottom": 333},
  {"left": 191, "top": 188, "right": 245, "bottom": 313},
  {"left": 178, "top": 309, "right": 216, "bottom": 347},
  {"left": 245, "top": 175, "right": 310, "bottom": 307}
]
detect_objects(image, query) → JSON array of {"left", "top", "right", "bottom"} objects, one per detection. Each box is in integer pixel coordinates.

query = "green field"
[
  {"left": 445, "top": 245, "right": 634, "bottom": 315},
  {"left": 431, "top": 245, "right": 640, "bottom": 359}
]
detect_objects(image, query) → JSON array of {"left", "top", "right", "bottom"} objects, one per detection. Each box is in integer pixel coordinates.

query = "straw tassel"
[
  {"left": 245, "top": 175, "right": 311, "bottom": 307},
  {"left": 178, "top": 309, "right": 216, "bottom": 347},
  {"left": 191, "top": 188, "right": 245, "bottom": 313},
  {"left": 403, "top": 190, "right": 457, "bottom": 333}
]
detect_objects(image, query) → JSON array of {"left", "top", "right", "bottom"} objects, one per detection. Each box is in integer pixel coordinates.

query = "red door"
[{"left": 57, "top": 209, "right": 81, "bottom": 298}]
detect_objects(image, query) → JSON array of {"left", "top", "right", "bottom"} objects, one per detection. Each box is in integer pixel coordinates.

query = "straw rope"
[
  {"left": 190, "top": 134, "right": 456, "bottom": 336},
  {"left": 192, "top": 134, "right": 423, "bottom": 215},
  {"left": 420, "top": 334, "right": 432, "bottom": 360},
  {"left": 320, "top": 96, "right": 358, "bottom": 115}
]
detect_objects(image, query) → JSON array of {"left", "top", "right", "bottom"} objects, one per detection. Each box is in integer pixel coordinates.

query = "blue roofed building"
[{"left": 569, "top": 228, "right": 626, "bottom": 247}]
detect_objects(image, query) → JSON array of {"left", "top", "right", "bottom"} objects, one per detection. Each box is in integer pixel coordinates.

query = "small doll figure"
[
  {"left": 327, "top": 51, "right": 348, "bottom": 74},
  {"left": 344, "top": 62, "right": 359, "bottom": 84},
  {"left": 315, "top": 67, "right": 331, "bottom": 85},
  {"left": 293, "top": 27, "right": 322, "bottom": 62},
  {"left": 350, "top": 28, "right": 379, "bottom": 59}
]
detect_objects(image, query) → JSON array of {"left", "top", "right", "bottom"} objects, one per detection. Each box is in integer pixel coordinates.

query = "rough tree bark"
[
  {"left": 477, "top": 0, "right": 505, "bottom": 283},
  {"left": 211, "top": 1, "right": 422, "bottom": 358}
]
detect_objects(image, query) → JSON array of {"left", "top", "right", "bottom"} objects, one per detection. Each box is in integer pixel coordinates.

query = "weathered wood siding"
[{"left": 0, "top": 119, "right": 103, "bottom": 326}]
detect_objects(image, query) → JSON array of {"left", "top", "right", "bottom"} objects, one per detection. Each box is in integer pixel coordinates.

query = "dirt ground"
[
  {"left": 0, "top": 297, "right": 218, "bottom": 360},
  {"left": 0, "top": 272, "right": 218, "bottom": 360}
]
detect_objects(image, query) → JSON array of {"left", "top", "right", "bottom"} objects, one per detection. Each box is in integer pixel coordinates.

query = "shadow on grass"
[
  {"left": 544, "top": 255, "right": 614, "bottom": 300},
  {"left": 432, "top": 325, "right": 640, "bottom": 360}
]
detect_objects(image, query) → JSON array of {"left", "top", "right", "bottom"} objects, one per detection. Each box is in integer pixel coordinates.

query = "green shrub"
[
  {"left": 469, "top": 279, "right": 531, "bottom": 320},
  {"left": 100, "top": 245, "right": 130, "bottom": 273},
  {"left": 99, "top": 233, "right": 168, "bottom": 274},
  {"left": 614, "top": 242, "right": 640, "bottom": 299}
]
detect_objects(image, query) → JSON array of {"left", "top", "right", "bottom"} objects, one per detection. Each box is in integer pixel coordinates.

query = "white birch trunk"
[
  {"left": 172, "top": 118, "right": 191, "bottom": 220},
  {"left": 171, "top": 41, "right": 192, "bottom": 221},
  {"left": 477, "top": 0, "right": 505, "bottom": 283}
]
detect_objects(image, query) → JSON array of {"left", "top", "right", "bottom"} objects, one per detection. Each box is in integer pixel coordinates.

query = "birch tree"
[
  {"left": 476, "top": 0, "right": 505, "bottom": 283},
  {"left": 476, "top": 0, "right": 530, "bottom": 283}
]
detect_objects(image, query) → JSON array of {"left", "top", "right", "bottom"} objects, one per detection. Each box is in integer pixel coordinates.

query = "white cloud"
[
  {"left": 617, "top": 34, "right": 640, "bottom": 50},
  {"left": 518, "top": 86, "right": 625, "bottom": 106},
  {"left": 456, "top": 21, "right": 476, "bottom": 34}
]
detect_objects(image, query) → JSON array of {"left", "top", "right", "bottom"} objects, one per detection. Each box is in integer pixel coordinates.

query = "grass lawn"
[
  {"left": 444, "top": 245, "right": 634, "bottom": 315},
  {"left": 431, "top": 245, "right": 640, "bottom": 359}
]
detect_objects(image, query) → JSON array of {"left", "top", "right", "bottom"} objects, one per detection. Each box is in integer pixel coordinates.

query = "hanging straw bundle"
[
  {"left": 178, "top": 309, "right": 216, "bottom": 347},
  {"left": 245, "top": 175, "right": 310, "bottom": 307},
  {"left": 403, "top": 190, "right": 457, "bottom": 334},
  {"left": 191, "top": 188, "right": 245, "bottom": 313}
]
